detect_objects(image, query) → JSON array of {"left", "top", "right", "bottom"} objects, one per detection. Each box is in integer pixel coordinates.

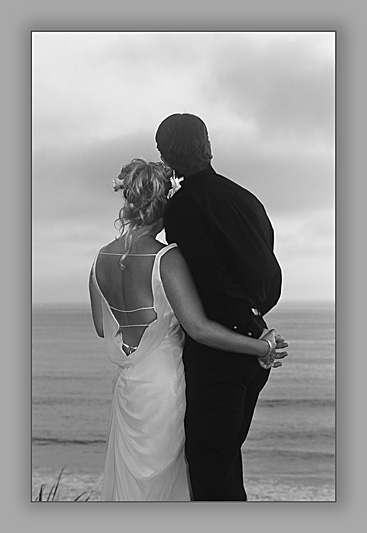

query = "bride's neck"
[
  {"left": 120, "top": 223, "right": 162, "bottom": 249},
  {"left": 132, "top": 225, "right": 160, "bottom": 240}
]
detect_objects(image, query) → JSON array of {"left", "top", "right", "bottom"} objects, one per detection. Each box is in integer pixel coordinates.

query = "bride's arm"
[
  {"left": 161, "top": 248, "right": 288, "bottom": 360},
  {"left": 89, "top": 268, "right": 104, "bottom": 337}
]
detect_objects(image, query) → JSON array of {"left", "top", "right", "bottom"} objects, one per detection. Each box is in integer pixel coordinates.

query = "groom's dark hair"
[{"left": 155, "top": 113, "right": 212, "bottom": 177}]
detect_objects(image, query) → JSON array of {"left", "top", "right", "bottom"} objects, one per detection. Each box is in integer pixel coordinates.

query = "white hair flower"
[
  {"left": 167, "top": 176, "right": 184, "bottom": 199},
  {"left": 112, "top": 178, "right": 124, "bottom": 191}
]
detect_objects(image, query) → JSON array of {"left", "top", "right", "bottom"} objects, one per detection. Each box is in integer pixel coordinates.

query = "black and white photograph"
[{"left": 32, "top": 31, "right": 335, "bottom": 503}]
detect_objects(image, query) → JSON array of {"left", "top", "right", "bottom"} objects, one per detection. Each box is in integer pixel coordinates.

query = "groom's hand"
[
  {"left": 258, "top": 329, "right": 289, "bottom": 369},
  {"left": 275, "top": 332, "right": 289, "bottom": 350}
]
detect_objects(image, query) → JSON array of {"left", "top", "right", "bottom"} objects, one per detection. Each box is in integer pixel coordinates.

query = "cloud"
[
  {"left": 211, "top": 135, "right": 334, "bottom": 217},
  {"left": 272, "top": 209, "right": 334, "bottom": 301},
  {"left": 32, "top": 32, "right": 208, "bottom": 150},
  {"left": 32, "top": 31, "right": 335, "bottom": 303},
  {"left": 32, "top": 131, "right": 165, "bottom": 231},
  {"left": 33, "top": 124, "right": 334, "bottom": 228},
  {"left": 198, "top": 32, "right": 335, "bottom": 146}
]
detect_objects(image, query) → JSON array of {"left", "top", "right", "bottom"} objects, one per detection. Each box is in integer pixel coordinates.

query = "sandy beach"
[{"left": 32, "top": 468, "right": 334, "bottom": 502}]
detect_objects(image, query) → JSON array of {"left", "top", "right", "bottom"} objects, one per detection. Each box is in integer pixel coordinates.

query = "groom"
[{"left": 155, "top": 113, "right": 282, "bottom": 501}]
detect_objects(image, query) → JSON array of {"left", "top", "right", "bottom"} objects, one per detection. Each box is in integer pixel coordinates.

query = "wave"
[
  {"left": 32, "top": 397, "right": 111, "bottom": 406},
  {"left": 32, "top": 437, "right": 106, "bottom": 446},
  {"left": 32, "top": 397, "right": 335, "bottom": 408},
  {"left": 245, "top": 448, "right": 335, "bottom": 460},
  {"left": 258, "top": 398, "right": 335, "bottom": 408}
]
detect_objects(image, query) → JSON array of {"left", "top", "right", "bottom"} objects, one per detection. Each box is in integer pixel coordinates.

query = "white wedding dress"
[{"left": 91, "top": 243, "right": 190, "bottom": 501}]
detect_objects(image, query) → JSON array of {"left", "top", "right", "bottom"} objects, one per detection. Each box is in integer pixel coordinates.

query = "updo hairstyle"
[{"left": 113, "top": 158, "right": 172, "bottom": 266}]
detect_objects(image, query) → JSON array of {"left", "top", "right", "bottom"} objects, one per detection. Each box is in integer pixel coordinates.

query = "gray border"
[{"left": 4, "top": 0, "right": 364, "bottom": 531}]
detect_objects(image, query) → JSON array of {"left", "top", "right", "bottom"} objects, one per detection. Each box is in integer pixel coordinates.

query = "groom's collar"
[{"left": 182, "top": 164, "right": 216, "bottom": 183}]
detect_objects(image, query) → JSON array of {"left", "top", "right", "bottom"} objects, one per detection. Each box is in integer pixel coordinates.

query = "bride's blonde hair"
[{"left": 113, "top": 158, "right": 172, "bottom": 267}]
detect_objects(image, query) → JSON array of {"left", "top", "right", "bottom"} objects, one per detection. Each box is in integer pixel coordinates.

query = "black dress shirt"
[{"left": 164, "top": 165, "right": 282, "bottom": 337}]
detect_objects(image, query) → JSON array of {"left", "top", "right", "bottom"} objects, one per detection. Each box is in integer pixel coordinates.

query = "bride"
[{"left": 89, "top": 158, "right": 288, "bottom": 501}]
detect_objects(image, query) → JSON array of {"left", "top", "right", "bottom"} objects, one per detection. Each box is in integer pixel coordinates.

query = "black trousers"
[{"left": 183, "top": 335, "right": 271, "bottom": 501}]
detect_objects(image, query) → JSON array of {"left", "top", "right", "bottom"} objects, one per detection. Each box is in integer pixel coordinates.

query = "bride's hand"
[{"left": 258, "top": 329, "right": 289, "bottom": 369}]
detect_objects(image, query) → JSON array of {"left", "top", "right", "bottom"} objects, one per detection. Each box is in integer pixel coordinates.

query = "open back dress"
[{"left": 91, "top": 243, "right": 190, "bottom": 501}]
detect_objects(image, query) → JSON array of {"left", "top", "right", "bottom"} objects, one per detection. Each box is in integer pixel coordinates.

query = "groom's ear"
[{"left": 205, "top": 139, "right": 213, "bottom": 160}]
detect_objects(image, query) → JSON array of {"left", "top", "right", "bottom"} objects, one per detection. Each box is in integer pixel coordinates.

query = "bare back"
[{"left": 94, "top": 236, "right": 165, "bottom": 353}]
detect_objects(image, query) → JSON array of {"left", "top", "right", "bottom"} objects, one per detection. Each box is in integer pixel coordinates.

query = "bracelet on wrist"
[{"left": 259, "top": 338, "right": 273, "bottom": 359}]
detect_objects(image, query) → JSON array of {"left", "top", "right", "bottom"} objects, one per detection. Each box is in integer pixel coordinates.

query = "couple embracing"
[{"left": 89, "top": 113, "right": 288, "bottom": 501}]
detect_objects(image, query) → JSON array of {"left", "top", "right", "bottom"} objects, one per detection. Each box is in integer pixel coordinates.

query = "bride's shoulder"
[
  {"left": 160, "top": 245, "right": 186, "bottom": 269},
  {"left": 98, "top": 238, "right": 121, "bottom": 254},
  {"left": 160, "top": 245, "right": 196, "bottom": 297}
]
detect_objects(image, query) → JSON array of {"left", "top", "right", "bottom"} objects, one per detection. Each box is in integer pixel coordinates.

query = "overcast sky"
[{"left": 32, "top": 31, "right": 335, "bottom": 305}]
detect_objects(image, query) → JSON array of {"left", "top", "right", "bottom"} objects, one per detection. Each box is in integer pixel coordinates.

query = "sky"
[{"left": 32, "top": 31, "right": 335, "bottom": 305}]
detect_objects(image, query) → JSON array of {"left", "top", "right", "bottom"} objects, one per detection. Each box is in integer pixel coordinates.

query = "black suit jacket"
[{"left": 164, "top": 165, "right": 282, "bottom": 340}]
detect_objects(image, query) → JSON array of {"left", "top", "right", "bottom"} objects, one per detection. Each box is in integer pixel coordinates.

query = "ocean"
[{"left": 32, "top": 301, "right": 335, "bottom": 502}]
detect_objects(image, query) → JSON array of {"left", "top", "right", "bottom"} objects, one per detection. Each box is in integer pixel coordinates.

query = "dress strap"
[
  {"left": 152, "top": 243, "right": 178, "bottom": 296},
  {"left": 98, "top": 252, "right": 157, "bottom": 256},
  {"left": 155, "top": 243, "right": 178, "bottom": 259},
  {"left": 109, "top": 305, "right": 155, "bottom": 313},
  {"left": 118, "top": 324, "right": 152, "bottom": 328},
  {"left": 122, "top": 341, "right": 138, "bottom": 356}
]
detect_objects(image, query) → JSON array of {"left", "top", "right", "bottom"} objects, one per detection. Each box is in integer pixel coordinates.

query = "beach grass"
[{"left": 33, "top": 468, "right": 95, "bottom": 502}]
